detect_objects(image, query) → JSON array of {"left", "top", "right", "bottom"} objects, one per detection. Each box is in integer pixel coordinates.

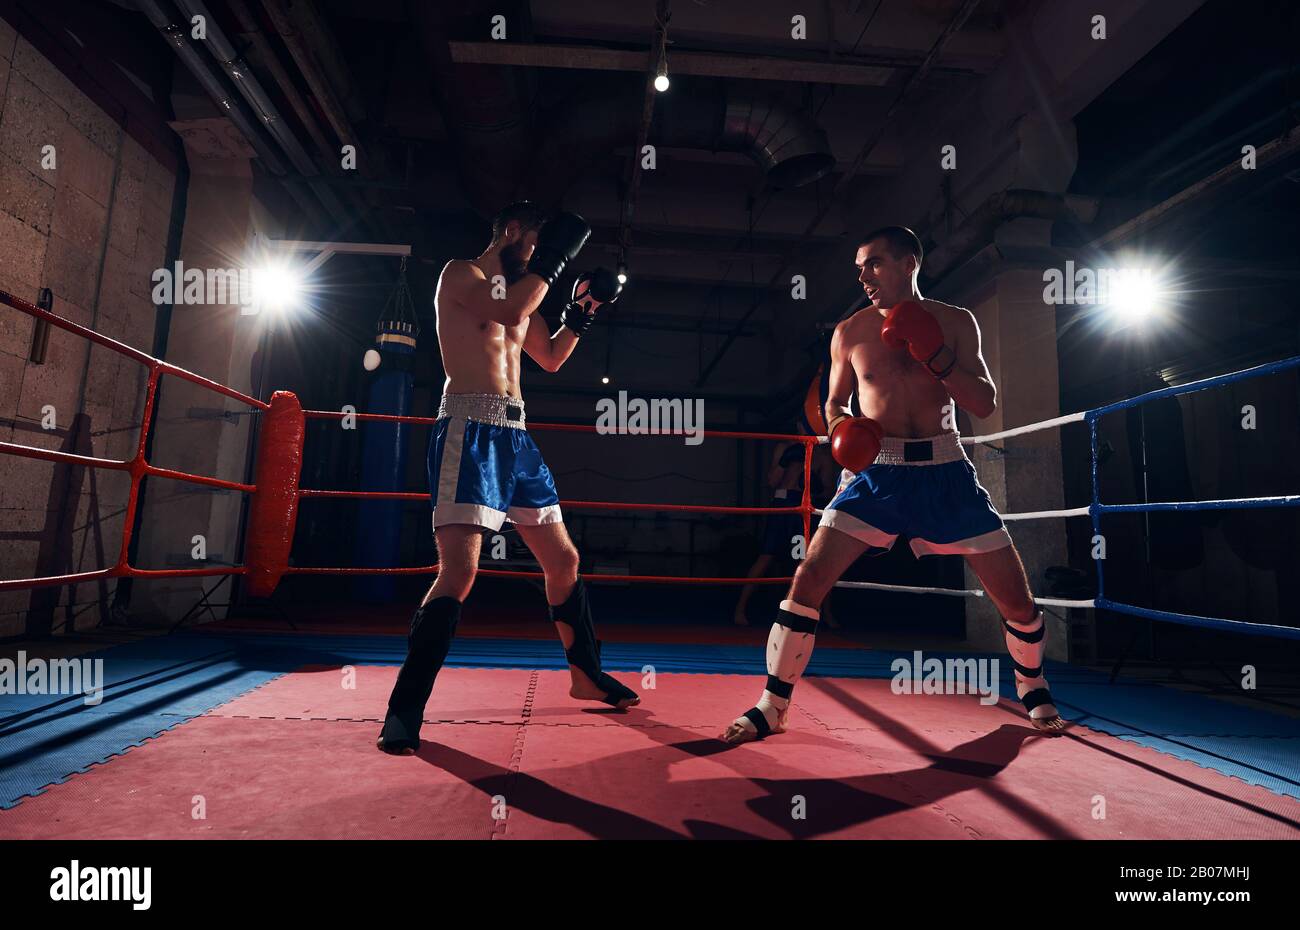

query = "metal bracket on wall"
[{"left": 28, "top": 288, "right": 54, "bottom": 364}]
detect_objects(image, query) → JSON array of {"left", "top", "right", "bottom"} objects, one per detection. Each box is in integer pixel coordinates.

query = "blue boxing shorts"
[
  {"left": 819, "top": 431, "right": 1011, "bottom": 557},
  {"left": 428, "top": 393, "right": 562, "bottom": 532}
]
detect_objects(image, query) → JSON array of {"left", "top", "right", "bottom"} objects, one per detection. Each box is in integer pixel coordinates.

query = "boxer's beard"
[{"left": 500, "top": 242, "right": 529, "bottom": 285}]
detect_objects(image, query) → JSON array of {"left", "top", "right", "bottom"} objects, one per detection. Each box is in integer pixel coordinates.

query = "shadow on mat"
[{"left": 410, "top": 716, "right": 1042, "bottom": 839}]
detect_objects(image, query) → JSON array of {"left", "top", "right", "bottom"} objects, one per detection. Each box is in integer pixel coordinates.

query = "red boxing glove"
[
  {"left": 830, "top": 416, "right": 884, "bottom": 473},
  {"left": 881, "top": 300, "right": 945, "bottom": 368}
]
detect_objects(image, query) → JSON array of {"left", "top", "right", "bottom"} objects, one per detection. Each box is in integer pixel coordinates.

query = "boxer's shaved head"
[
  {"left": 491, "top": 201, "right": 549, "bottom": 243},
  {"left": 859, "top": 226, "right": 923, "bottom": 268}
]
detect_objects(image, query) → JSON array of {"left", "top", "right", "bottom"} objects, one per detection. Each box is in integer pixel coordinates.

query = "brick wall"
[{"left": 0, "top": 18, "right": 176, "bottom": 638}]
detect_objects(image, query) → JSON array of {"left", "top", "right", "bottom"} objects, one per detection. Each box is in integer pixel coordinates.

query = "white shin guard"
[
  {"left": 1003, "top": 609, "right": 1058, "bottom": 720},
  {"left": 737, "top": 599, "right": 819, "bottom": 737}
]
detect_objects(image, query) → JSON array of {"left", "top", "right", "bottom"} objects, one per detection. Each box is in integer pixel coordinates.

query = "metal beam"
[
  {"left": 619, "top": 271, "right": 786, "bottom": 290},
  {"left": 588, "top": 221, "right": 840, "bottom": 246},
  {"left": 1087, "top": 128, "right": 1300, "bottom": 251},
  {"left": 448, "top": 40, "right": 896, "bottom": 85},
  {"left": 599, "top": 314, "right": 763, "bottom": 336},
  {"left": 587, "top": 241, "right": 784, "bottom": 264},
  {"left": 264, "top": 238, "right": 411, "bottom": 275}
]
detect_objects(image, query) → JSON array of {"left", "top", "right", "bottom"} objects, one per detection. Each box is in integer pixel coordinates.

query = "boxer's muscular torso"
[
  {"left": 838, "top": 298, "right": 967, "bottom": 438},
  {"left": 435, "top": 259, "right": 532, "bottom": 399}
]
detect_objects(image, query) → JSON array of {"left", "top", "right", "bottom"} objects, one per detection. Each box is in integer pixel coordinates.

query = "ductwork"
[
  {"left": 523, "top": 78, "right": 835, "bottom": 206},
  {"left": 718, "top": 94, "right": 835, "bottom": 189},
  {"left": 136, "top": 0, "right": 335, "bottom": 226}
]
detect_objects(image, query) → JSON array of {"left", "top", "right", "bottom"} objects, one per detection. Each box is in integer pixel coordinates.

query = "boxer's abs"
[{"left": 435, "top": 297, "right": 527, "bottom": 400}]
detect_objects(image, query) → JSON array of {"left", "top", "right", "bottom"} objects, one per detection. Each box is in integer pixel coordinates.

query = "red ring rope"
[{"left": 0, "top": 293, "right": 817, "bottom": 596}]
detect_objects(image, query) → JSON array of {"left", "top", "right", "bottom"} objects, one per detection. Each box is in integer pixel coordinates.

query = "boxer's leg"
[
  {"left": 513, "top": 520, "right": 579, "bottom": 605},
  {"left": 515, "top": 521, "right": 639, "bottom": 708},
  {"left": 965, "top": 545, "right": 1065, "bottom": 733},
  {"left": 377, "top": 525, "right": 481, "bottom": 754},
  {"left": 722, "top": 524, "right": 868, "bottom": 744}
]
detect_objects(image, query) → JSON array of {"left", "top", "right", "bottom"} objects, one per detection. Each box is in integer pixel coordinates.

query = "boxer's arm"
[
  {"left": 441, "top": 260, "right": 548, "bottom": 328},
  {"left": 937, "top": 308, "right": 997, "bottom": 419},
  {"left": 521, "top": 314, "right": 579, "bottom": 373},
  {"left": 823, "top": 319, "right": 857, "bottom": 435}
]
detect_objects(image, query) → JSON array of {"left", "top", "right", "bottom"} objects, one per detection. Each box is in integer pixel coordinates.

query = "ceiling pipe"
[
  {"left": 138, "top": 0, "right": 287, "bottom": 175},
  {"left": 225, "top": 0, "right": 336, "bottom": 165},
  {"left": 254, "top": 0, "right": 395, "bottom": 241},
  {"left": 171, "top": 0, "right": 351, "bottom": 225},
  {"left": 136, "top": 0, "right": 331, "bottom": 225},
  {"left": 260, "top": 0, "right": 375, "bottom": 171}
]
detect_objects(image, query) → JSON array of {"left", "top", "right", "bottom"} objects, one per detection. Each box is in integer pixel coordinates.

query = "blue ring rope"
[{"left": 1085, "top": 355, "right": 1300, "bottom": 639}]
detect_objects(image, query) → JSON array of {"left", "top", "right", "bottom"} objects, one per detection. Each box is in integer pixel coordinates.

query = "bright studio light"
[
  {"left": 601, "top": 375, "right": 610, "bottom": 385},
  {"left": 654, "top": 73, "right": 670, "bottom": 92},
  {"left": 1105, "top": 267, "right": 1165, "bottom": 328},
  {"left": 252, "top": 264, "right": 302, "bottom": 312}
]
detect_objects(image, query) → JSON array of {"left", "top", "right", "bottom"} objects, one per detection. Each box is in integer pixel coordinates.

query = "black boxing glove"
[
  {"left": 561, "top": 303, "right": 595, "bottom": 336},
  {"left": 561, "top": 268, "right": 623, "bottom": 336},
  {"left": 562, "top": 273, "right": 596, "bottom": 336},
  {"left": 527, "top": 212, "right": 590, "bottom": 286},
  {"left": 586, "top": 267, "right": 623, "bottom": 305}
]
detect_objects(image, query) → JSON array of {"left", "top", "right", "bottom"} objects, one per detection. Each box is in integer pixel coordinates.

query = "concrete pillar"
[
  {"left": 132, "top": 133, "right": 260, "bottom": 623},
  {"left": 961, "top": 268, "right": 1069, "bottom": 660}
]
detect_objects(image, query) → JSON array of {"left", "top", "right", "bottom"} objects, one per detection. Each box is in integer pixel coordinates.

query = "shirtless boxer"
[
  {"left": 722, "top": 225, "right": 1065, "bottom": 744},
  {"left": 378, "top": 202, "right": 639, "bottom": 755}
]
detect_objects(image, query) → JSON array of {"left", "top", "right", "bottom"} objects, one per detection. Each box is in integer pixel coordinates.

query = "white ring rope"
[
  {"left": 1000, "top": 505, "right": 1092, "bottom": 521},
  {"left": 960, "top": 410, "right": 1088, "bottom": 444},
  {"left": 832, "top": 579, "right": 1092, "bottom": 608}
]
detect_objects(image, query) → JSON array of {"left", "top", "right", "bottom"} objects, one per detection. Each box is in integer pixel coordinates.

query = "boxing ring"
[{"left": 2, "top": 290, "right": 1299, "bottom": 840}]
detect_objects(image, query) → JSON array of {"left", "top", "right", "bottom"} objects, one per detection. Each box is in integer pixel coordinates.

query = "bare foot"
[
  {"left": 1029, "top": 713, "right": 1067, "bottom": 734},
  {"left": 719, "top": 708, "right": 786, "bottom": 744},
  {"left": 720, "top": 720, "right": 762, "bottom": 744},
  {"left": 568, "top": 666, "right": 640, "bottom": 708}
]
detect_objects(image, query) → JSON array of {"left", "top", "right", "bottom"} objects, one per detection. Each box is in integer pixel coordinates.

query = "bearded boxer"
[
  {"left": 722, "top": 225, "right": 1064, "bottom": 744},
  {"left": 378, "top": 202, "right": 638, "bottom": 755}
]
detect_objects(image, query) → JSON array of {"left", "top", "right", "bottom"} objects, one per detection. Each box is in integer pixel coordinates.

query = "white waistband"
[
  {"left": 438, "top": 393, "right": 526, "bottom": 429},
  {"left": 874, "top": 432, "right": 967, "bottom": 466}
]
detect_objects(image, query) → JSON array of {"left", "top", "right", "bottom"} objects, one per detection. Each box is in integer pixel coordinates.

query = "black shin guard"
[
  {"left": 378, "top": 597, "right": 461, "bottom": 752},
  {"left": 549, "top": 576, "right": 637, "bottom": 706}
]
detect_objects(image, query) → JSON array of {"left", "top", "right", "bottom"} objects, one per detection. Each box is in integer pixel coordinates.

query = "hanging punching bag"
[{"left": 354, "top": 319, "right": 417, "bottom": 602}]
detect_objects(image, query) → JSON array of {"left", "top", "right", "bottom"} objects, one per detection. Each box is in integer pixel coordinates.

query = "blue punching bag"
[{"left": 354, "top": 317, "right": 418, "bottom": 602}]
